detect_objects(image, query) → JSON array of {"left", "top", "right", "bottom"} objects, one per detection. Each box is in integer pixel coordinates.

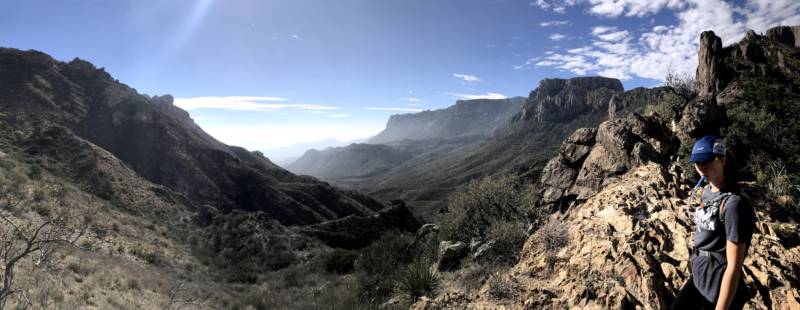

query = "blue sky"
[{"left": 1, "top": 0, "right": 798, "bottom": 157}]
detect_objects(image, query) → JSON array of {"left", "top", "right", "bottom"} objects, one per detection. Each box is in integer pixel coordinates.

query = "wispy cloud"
[
  {"left": 291, "top": 34, "right": 300, "bottom": 40},
  {"left": 539, "top": 20, "right": 570, "bottom": 27},
  {"left": 366, "top": 107, "right": 425, "bottom": 112},
  {"left": 400, "top": 97, "right": 424, "bottom": 102},
  {"left": 530, "top": 0, "right": 577, "bottom": 13},
  {"left": 531, "top": 0, "right": 800, "bottom": 81},
  {"left": 453, "top": 73, "right": 482, "bottom": 82},
  {"left": 549, "top": 33, "right": 568, "bottom": 41},
  {"left": 174, "top": 96, "right": 340, "bottom": 112},
  {"left": 328, "top": 113, "right": 350, "bottom": 118},
  {"left": 446, "top": 92, "right": 507, "bottom": 100}
]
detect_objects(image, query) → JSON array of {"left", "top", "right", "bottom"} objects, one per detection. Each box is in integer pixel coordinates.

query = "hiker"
[{"left": 671, "top": 135, "right": 756, "bottom": 310}]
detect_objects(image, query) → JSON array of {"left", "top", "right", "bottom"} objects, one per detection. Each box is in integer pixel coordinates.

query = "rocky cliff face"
[
  {"left": 358, "top": 77, "right": 661, "bottom": 220},
  {"left": 368, "top": 97, "right": 525, "bottom": 144},
  {"left": 0, "top": 48, "right": 384, "bottom": 225},
  {"left": 515, "top": 77, "right": 623, "bottom": 123}
]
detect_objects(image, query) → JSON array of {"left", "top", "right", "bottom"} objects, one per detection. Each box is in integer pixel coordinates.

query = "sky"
[{"left": 1, "top": 0, "right": 798, "bottom": 157}]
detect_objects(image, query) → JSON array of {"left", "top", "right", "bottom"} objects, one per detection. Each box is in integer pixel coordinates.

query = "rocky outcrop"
[
  {"left": 678, "top": 25, "right": 800, "bottom": 163},
  {"left": 516, "top": 77, "right": 623, "bottom": 123},
  {"left": 437, "top": 241, "right": 468, "bottom": 271},
  {"left": 538, "top": 113, "right": 678, "bottom": 210},
  {"left": 413, "top": 164, "right": 800, "bottom": 310},
  {"left": 696, "top": 31, "right": 727, "bottom": 99}
]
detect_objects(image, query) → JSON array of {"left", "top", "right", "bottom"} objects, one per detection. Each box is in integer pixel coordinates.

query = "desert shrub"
[
  {"left": 457, "top": 263, "right": 491, "bottom": 293},
  {"left": 398, "top": 259, "right": 438, "bottom": 298},
  {"left": 0, "top": 158, "right": 14, "bottom": 171},
  {"left": 197, "top": 211, "right": 299, "bottom": 283},
  {"left": 127, "top": 279, "right": 140, "bottom": 291},
  {"left": 534, "top": 218, "right": 570, "bottom": 254},
  {"left": 484, "top": 220, "right": 528, "bottom": 266},
  {"left": 440, "top": 175, "right": 535, "bottom": 243},
  {"left": 354, "top": 232, "right": 414, "bottom": 304},
  {"left": 27, "top": 164, "right": 43, "bottom": 180},
  {"left": 756, "top": 160, "right": 800, "bottom": 219},
  {"left": 130, "top": 244, "right": 163, "bottom": 266},
  {"left": 486, "top": 273, "right": 519, "bottom": 300},
  {"left": 323, "top": 249, "right": 358, "bottom": 274},
  {"left": 664, "top": 67, "right": 697, "bottom": 103}
]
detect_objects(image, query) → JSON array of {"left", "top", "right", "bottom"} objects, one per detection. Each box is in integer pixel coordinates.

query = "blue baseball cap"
[{"left": 690, "top": 135, "right": 726, "bottom": 164}]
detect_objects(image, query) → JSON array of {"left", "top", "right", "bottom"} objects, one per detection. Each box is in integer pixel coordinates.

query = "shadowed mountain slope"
[{"left": 0, "top": 47, "right": 384, "bottom": 225}]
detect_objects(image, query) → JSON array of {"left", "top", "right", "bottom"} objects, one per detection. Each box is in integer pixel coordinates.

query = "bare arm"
[{"left": 716, "top": 240, "right": 746, "bottom": 310}]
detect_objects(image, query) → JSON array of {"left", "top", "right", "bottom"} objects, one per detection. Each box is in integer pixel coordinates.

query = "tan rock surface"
[{"left": 414, "top": 164, "right": 800, "bottom": 309}]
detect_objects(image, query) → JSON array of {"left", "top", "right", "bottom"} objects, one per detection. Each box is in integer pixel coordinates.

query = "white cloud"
[
  {"left": 366, "top": 107, "right": 426, "bottom": 112},
  {"left": 291, "top": 34, "right": 300, "bottom": 40},
  {"left": 453, "top": 73, "right": 482, "bottom": 82},
  {"left": 540, "top": 20, "right": 571, "bottom": 27},
  {"left": 533, "top": 0, "right": 800, "bottom": 81},
  {"left": 446, "top": 92, "right": 507, "bottom": 100},
  {"left": 591, "top": 26, "right": 617, "bottom": 35},
  {"left": 549, "top": 33, "right": 568, "bottom": 41},
  {"left": 174, "top": 96, "right": 340, "bottom": 112},
  {"left": 596, "top": 30, "right": 630, "bottom": 41},
  {"left": 328, "top": 114, "right": 350, "bottom": 118},
  {"left": 400, "top": 97, "right": 424, "bottom": 102},
  {"left": 531, "top": 0, "right": 578, "bottom": 13}
]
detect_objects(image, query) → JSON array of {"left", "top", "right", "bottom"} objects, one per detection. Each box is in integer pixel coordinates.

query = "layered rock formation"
[
  {"left": 368, "top": 97, "right": 526, "bottom": 144},
  {"left": 288, "top": 97, "right": 525, "bottom": 181},
  {"left": 516, "top": 77, "right": 623, "bottom": 123},
  {"left": 358, "top": 77, "right": 652, "bottom": 218}
]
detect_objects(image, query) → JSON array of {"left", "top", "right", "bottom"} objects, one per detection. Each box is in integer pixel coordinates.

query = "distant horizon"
[{"left": 2, "top": 0, "right": 797, "bottom": 152}]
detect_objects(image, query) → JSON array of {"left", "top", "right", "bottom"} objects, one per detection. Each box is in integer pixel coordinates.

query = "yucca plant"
[{"left": 398, "top": 259, "right": 438, "bottom": 298}]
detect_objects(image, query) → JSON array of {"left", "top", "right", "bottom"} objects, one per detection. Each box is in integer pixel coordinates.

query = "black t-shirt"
[{"left": 690, "top": 183, "right": 756, "bottom": 302}]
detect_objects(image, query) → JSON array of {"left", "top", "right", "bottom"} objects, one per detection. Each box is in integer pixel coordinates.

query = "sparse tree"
[
  {"left": 664, "top": 66, "right": 698, "bottom": 103},
  {"left": 164, "top": 280, "right": 211, "bottom": 310},
  {"left": 0, "top": 176, "right": 95, "bottom": 307}
]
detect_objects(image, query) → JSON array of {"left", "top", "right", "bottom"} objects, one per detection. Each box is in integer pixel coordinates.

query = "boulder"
[{"left": 437, "top": 241, "right": 468, "bottom": 271}]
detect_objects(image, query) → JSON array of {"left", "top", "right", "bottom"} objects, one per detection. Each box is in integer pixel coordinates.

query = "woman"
[{"left": 671, "top": 135, "right": 756, "bottom": 310}]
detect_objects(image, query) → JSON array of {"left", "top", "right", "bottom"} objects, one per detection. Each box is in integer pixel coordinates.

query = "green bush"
[
  {"left": 323, "top": 249, "right": 358, "bottom": 274},
  {"left": 130, "top": 244, "right": 163, "bottom": 266},
  {"left": 398, "top": 259, "right": 438, "bottom": 298},
  {"left": 484, "top": 220, "right": 528, "bottom": 266},
  {"left": 440, "top": 175, "right": 535, "bottom": 243},
  {"left": 354, "top": 232, "right": 414, "bottom": 304}
]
